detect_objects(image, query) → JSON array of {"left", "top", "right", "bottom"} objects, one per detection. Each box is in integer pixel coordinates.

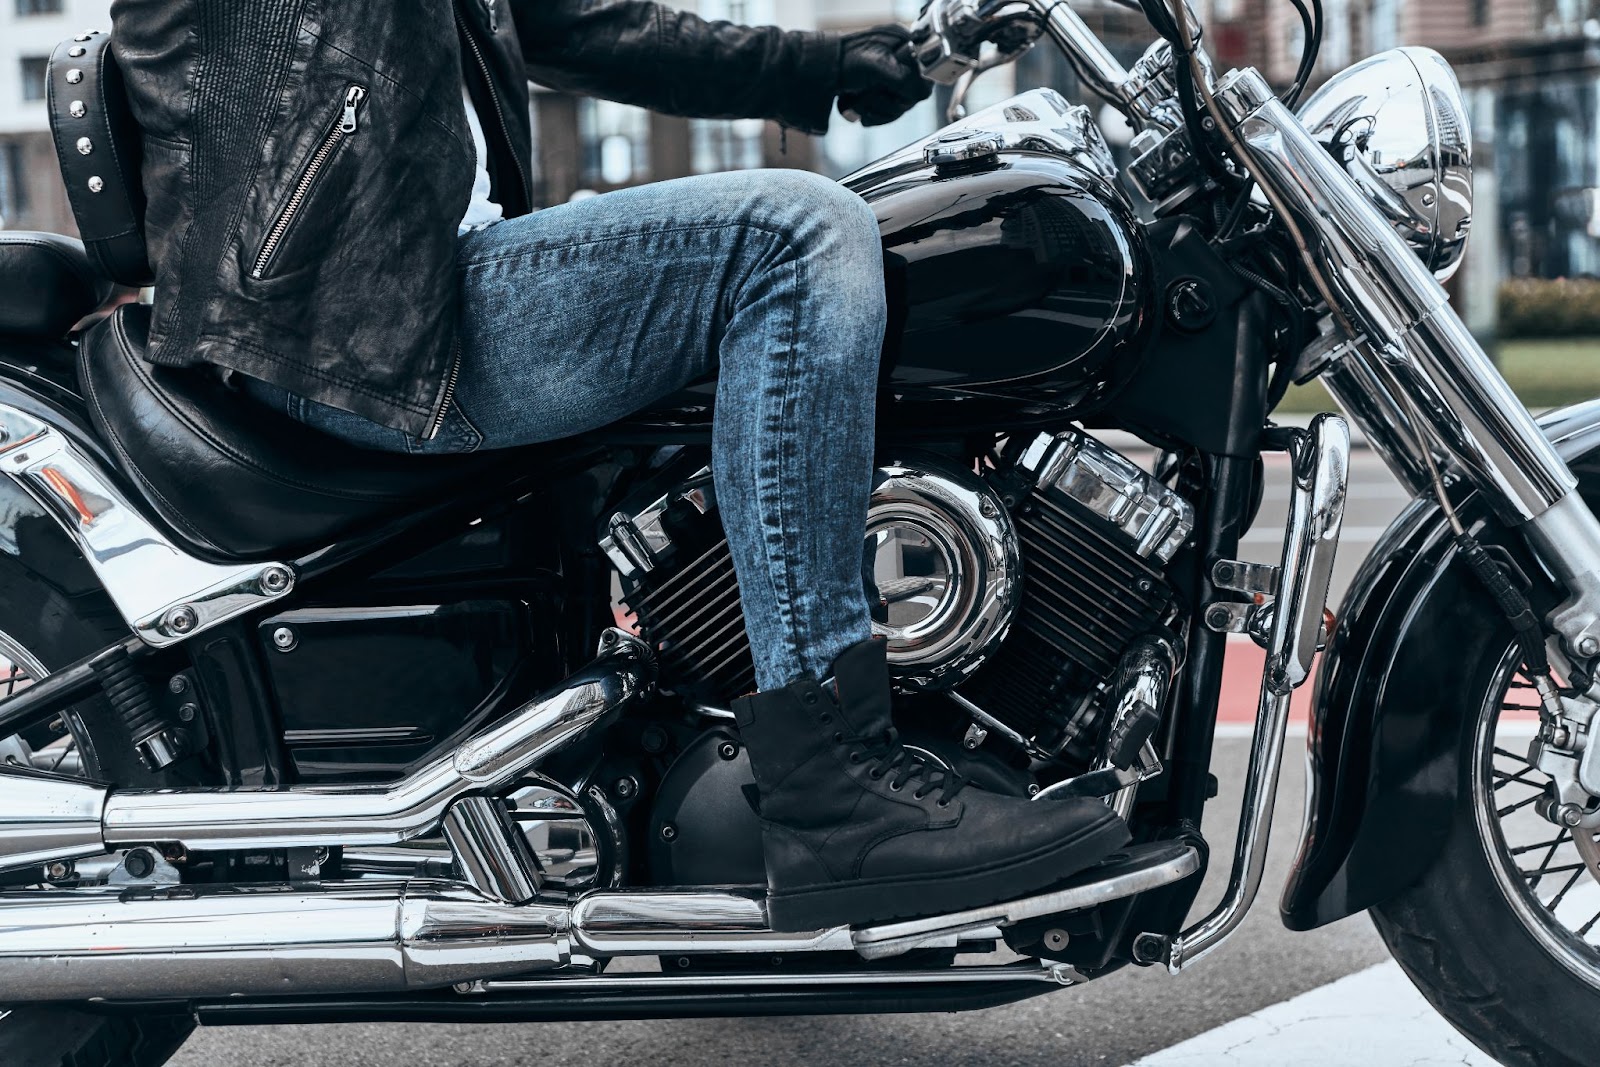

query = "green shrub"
[{"left": 1499, "top": 276, "right": 1600, "bottom": 338}]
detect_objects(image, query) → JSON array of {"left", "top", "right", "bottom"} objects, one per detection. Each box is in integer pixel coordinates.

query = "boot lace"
[{"left": 841, "top": 726, "right": 966, "bottom": 806}]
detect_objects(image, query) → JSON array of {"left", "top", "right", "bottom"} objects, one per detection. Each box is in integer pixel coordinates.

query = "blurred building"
[{"left": 0, "top": 0, "right": 104, "bottom": 233}]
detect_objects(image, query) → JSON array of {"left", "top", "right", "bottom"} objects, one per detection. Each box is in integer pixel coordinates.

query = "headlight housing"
[{"left": 1297, "top": 47, "right": 1473, "bottom": 282}]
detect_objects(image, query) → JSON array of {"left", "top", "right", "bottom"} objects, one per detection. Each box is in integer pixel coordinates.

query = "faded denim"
[{"left": 245, "top": 169, "right": 884, "bottom": 690}]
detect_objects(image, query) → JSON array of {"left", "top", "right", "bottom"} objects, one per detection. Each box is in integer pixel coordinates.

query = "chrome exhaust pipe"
[
  {"left": 0, "top": 629, "right": 651, "bottom": 871},
  {"left": 0, "top": 880, "right": 572, "bottom": 1002}
]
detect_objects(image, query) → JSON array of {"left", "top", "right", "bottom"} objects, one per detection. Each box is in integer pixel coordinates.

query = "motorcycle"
[{"left": 0, "top": 0, "right": 1596, "bottom": 1062}]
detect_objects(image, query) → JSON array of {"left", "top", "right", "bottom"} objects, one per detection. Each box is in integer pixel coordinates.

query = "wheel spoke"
[
  {"left": 1494, "top": 766, "right": 1546, "bottom": 792},
  {"left": 1500, "top": 792, "right": 1547, "bottom": 817}
]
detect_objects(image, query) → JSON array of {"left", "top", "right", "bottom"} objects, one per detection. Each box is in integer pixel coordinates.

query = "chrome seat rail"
[{"left": 0, "top": 401, "right": 295, "bottom": 646}]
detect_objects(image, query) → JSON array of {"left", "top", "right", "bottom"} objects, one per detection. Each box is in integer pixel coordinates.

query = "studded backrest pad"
[{"left": 47, "top": 29, "right": 152, "bottom": 287}]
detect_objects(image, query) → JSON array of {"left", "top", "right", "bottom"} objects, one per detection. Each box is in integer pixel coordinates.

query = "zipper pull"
[
  {"left": 341, "top": 85, "right": 367, "bottom": 134},
  {"left": 482, "top": 0, "right": 498, "bottom": 32}
]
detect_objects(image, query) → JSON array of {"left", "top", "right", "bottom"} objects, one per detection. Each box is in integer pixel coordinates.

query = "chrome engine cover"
[
  {"left": 1015, "top": 430, "right": 1195, "bottom": 563},
  {"left": 867, "top": 460, "right": 1021, "bottom": 691}
]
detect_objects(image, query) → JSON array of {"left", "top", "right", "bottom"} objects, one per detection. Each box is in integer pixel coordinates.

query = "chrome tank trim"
[
  {"left": 0, "top": 403, "right": 295, "bottom": 645},
  {"left": 842, "top": 88, "right": 1121, "bottom": 190},
  {"left": 0, "top": 880, "right": 571, "bottom": 1002},
  {"left": 1168, "top": 415, "right": 1349, "bottom": 971},
  {"left": 92, "top": 629, "right": 650, "bottom": 854}
]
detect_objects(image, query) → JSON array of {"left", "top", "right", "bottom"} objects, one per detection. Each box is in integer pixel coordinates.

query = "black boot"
[{"left": 733, "top": 638, "right": 1131, "bottom": 932}]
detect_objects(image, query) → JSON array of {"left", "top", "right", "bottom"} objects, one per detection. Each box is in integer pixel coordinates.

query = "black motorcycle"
[{"left": 2, "top": 1, "right": 1598, "bottom": 1064}]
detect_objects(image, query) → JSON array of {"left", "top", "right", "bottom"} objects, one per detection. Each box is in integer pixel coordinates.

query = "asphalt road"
[{"left": 172, "top": 451, "right": 1415, "bottom": 1067}]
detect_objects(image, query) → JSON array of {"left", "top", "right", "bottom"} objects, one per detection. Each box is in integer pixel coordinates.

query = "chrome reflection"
[
  {"left": 866, "top": 460, "right": 1021, "bottom": 691},
  {"left": 0, "top": 404, "right": 295, "bottom": 645},
  {"left": 1298, "top": 47, "right": 1472, "bottom": 282}
]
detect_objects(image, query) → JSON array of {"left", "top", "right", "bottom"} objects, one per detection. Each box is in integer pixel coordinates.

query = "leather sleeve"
[{"left": 507, "top": 0, "right": 842, "bottom": 135}]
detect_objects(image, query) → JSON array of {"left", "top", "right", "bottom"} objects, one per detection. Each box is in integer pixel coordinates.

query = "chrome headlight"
[{"left": 1297, "top": 47, "right": 1472, "bottom": 281}]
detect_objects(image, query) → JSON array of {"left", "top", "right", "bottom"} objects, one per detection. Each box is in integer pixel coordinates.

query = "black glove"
[{"left": 837, "top": 25, "right": 932, "bottom": 127}]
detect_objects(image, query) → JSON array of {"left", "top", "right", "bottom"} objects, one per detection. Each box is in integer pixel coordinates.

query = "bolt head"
[
  {"left": 1579, "top": 636, "right": 1599, "bottom": 658},
  {"left": 271, "top": 626, "right": 297, "bottom": 652},
  {"left": 163, "top": 605, "right": 198, "bottom": 634},
  {"left": 613, "top": 776, "right": 637, "bottom": 799},
  {"left": 259, "top": 566, "right": 293, "bottom": 595},
  {"left": 177, "top": 702, "right": 198, "bottom": 722},
  {"left": 123, "top": 849, "right": 156, "bottom": 880},
  {"left": 168, "top": 675, "right": 189, "bottom": 695},
  {"left": 660, "top": 823, "right": 678, "bottom": 842},
  {"left": 717, "top": 741, "right": 739, "bottom": 761},
  {"left": 1559, "top": 802, "right": 1586, "bottom": 827}
]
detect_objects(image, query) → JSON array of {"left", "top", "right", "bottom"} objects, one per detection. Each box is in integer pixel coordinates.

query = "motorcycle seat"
[
  {"left": 0, "top": 232, "right": 114, "bottom": 339},
  {"left": 78, "top": 303, "right": 508, "bottom": 560}
]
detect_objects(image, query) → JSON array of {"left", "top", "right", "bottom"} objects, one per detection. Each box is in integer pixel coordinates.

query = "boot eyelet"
[
  {"left": 832, "top": 732, "right": 843, "bottom": 743},
  {"left": 803, "top": 692, "right": 819, "bottom": 705},
  {"left": 820, "top": 713, "right": 832, "bottom": 724},
  {"left": 888, "top": 780, "right": 903, "bottom": 792},
  {"left": 868, "top": 769, "right": 883, "bottom": 780},
  {"left": 937, "top": 798, "right": 952, "bottom": 808},
  {"left": 849, "top": 752, "right": 863, "bottom": 763}
]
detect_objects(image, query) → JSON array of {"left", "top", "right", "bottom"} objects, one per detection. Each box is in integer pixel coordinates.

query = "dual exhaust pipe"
[{"left": 2, "top": 628, "right": 651, "bottom": 869}]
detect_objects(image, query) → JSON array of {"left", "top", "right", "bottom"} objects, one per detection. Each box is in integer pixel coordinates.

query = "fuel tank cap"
[{"left": 923, "top": 129, "right": 1002, "bottom": 169}]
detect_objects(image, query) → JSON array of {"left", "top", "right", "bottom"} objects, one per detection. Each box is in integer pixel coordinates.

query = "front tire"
[
  {"left": 0, "top": 557, "right": 195, "bottom": 1066},
  {"left": 1373, "top": 641, "right": 1600, "bottom": 1067}
]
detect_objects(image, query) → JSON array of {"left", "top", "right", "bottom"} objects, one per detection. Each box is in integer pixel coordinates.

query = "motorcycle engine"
[{"left": 601, "top": 429, "right": 1194, "bottom": 764}]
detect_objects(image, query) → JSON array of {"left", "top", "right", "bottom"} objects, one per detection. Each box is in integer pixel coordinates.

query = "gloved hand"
[{"left": 837, "top": 25, "right": 932, "bottom": 126}]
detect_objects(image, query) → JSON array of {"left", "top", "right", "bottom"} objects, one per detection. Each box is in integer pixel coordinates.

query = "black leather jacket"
[{"left": 110, "top": 0, "right": 843, "bottom": 436}]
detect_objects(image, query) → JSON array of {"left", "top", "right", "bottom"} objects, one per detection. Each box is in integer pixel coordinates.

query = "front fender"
[{"left": 1281, "top": 400, "right": 1600, "bottom": 930}]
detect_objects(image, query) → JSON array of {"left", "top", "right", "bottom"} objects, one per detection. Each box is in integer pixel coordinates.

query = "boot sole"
[{"left": 765, "top": 809, "right": 1132, "bottom": 933}]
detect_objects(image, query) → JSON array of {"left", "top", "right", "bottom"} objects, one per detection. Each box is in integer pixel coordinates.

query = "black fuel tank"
[{"left": 847, "top": 94, "right": 1153, "bottom": 413}]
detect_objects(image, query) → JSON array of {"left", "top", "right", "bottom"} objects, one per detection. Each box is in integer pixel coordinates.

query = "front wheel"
[{"left": 1373, "top": 640, "right": 1600, "bottom": 1066}]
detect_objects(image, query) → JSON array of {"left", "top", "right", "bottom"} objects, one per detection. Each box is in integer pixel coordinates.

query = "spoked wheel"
[
  {"left": 0, "top": 558, "right": 195, "bottom": 1067},
  {"left": 1372, "top": 640, "right": 1600, "bottom": 1067}
]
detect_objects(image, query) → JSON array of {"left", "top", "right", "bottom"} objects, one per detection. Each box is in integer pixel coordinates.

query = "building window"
[
  {"left": 16, "top": 0, "right": 65, "bottom": 13},
  {"left": 578, "top": 99, "right": 651, "bottom": 187},
  {"left": 0, "top": 141, "right": 27, "bottom": 223},
  {"left": 20, "top": 57, "right": 48, "bottom": 102},
  {"left": 691, "top": 118, "right": 765, "bottom": 174}
]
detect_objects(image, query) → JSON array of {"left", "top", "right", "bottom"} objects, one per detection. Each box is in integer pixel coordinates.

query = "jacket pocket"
[{"left": 250, "top": 83, "right": 367, "bottom": 280}]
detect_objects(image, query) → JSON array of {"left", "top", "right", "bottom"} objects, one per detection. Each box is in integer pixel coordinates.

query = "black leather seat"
[
  {"left": 44, "top": 30, "right": 510, "bottom": 561},
  {"left": 0, "top": 232, "right": 114, "bottom": 338},
  {"left": 79, "top": 304, "right": 506, "bottom": 560}
]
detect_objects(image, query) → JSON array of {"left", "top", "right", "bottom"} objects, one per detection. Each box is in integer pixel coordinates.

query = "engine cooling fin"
[
  {"left": 956, "top": 490, "right": 1173, "bottom": 752},
  {"left": 627, "top": 537, "right": 755, "bottom": 700}
]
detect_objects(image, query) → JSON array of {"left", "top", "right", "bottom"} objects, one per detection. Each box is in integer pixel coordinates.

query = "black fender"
[{"left": 1281, "top": 400, "right": 1600, "bottom": 930}]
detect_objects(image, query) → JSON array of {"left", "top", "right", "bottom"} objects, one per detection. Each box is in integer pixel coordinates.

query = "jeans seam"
[{"left": 767, "top": 252, "right": 806, "bottom": 679}]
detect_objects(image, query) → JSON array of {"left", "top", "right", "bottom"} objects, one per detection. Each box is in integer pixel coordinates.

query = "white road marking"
[{"left": 1125, "top": 961, "right": 1497, "bottom": 1066}]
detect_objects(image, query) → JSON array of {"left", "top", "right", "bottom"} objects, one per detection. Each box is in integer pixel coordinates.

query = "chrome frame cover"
[{"left": 0, "top": 402, "right": 295, "bottom": 645}]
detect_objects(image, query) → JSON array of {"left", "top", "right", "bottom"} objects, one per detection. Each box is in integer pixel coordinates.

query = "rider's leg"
[
  {"left": 247, "top": 167, "right": 876, "bottom": 689},
  {"left": 242, "top": 168, "right": 1128, "bottom": 927}
]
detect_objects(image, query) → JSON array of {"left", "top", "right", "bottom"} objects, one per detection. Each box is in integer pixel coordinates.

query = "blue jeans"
[{"left": 245, "top": 169, "right": 884, "bottom": 691}]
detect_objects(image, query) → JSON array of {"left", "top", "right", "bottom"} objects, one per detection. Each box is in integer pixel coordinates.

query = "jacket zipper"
[
  {"left": 480, "top": 0, "right": 498, "bottom": 32},
  {"left": 424, "top": 338, "right": 464, "bottom": 440},
  {"left": 455, "top": 6, "right": 530, "bottom": 209},
  {"left": 250, "top": 84, "right": 368, "bottom": 280}
]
